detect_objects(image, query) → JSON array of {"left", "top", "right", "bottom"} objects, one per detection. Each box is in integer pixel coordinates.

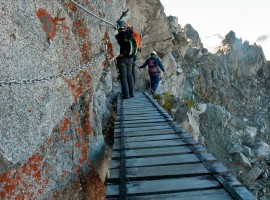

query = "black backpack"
[{"left": 124, "top": 28, "right": 137, "bottom": 56}]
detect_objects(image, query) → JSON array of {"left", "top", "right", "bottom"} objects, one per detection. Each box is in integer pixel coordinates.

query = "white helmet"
[{"left": 151, "top": 51, "right": 157, "bottom": 55}]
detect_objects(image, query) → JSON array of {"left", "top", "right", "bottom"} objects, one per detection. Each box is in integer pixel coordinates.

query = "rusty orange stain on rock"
[
  {"left": 72, "top": 19, "right": 92, "bottom": 64},
  {"left": 83, "top": 112, "right": 92, "bottom": 135},
  {"left": 62, "top": 189, "right": 67, "bottom": 196},
  {"left": 75, "top": 142, "right": 80, "bottom": 148},
  {"left": 64, "top": 71, "right": 92, "bottom": 100},
  {"left": 36, "top": 8, "right": 65, "bottom": 40},
  {"left": 0, "top": 171, "right": 18, "bottom": 197},
  {"left": 76, "top": 168, "right": 81, "bottom": 176},
  {"left": 73, "top": 111, "right": 81, "bottom": 123},
  {"left": 40, "top": 145, "right": 45, "bottom": 152},
  {"left": 77, "top": 127, "right": 83, "bottom": 135},
  {"left": 15, "top": 194, "right": 24, "bottom": 200},
  {"left": 73, "top": 19, "right": 88, "bottom": 38},
  {"left": 21, "top": 163, "right": 28, "bottom": 174},
  {"left": 64, "top": 2, "right": 78, "bottom": 12},
  {"left": 28, "top": 153, "right": 42, "bottom": 181},
  {"left": 60, "top": 118, "right": 70, "bottom": 134},
  {"left": 0, "top": 97, "right": 99, "bottom": 198},
  {"left": 104, "top": 31, "right": 115, "bottom": 60},
  {"left": 79, "top": 144, "right": 88, "bottom": 164},
  {"left": 46, "top": 138, "right": 54, "bottom": 144},
  {"left": 83, "top": 162, "right": 106, "bottom": 200},
  {"left": 81, "top": 41, "right": 91, "bottom": 63}
]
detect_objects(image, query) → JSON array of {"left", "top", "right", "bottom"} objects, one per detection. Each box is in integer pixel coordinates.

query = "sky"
[{"left": 160, "top": 0, "right": 270, "bottom": 59}]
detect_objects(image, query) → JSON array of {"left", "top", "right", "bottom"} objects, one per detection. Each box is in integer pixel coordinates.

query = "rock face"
[
  {"left": 0, "top": 0, "right": 125, "bottom": 198},
  {"left": 162, "top": 24, "right": 270, "bottom": 198},
  {"left": 0, "top": 0, "right": 187, "bottom": 198}
]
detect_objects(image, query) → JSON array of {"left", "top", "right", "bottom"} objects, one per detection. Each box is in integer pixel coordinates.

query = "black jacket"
[{"left": 115, "top": 30, "right": 136, "bottom": 58}]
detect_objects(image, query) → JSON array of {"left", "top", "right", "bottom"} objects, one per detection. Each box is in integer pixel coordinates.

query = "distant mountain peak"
[
  {"left": 256, "top": 34, "right": 270, "bottom": 42},
  {"left": 204, "top": 33, "right": 224, "bottom": 40}
]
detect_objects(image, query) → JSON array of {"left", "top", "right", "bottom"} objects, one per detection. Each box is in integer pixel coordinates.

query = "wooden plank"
[
  {"left": 117, "top": 110, "right": 162, "bottom": 115},
  {"left": 106, "top": 175, "right": 221, "bottom": 197},
  {"left": 120, "top": 106, "right": 166, "bottom": 112},
  {"left": 110, "top": 154, "right": 200, "bottom": 169},
  {"left": 114, "top": 129, "right": 176, "bottom": 138},
  {"left": 115, "top": 118, "right": 168, "bottom": 125},
  {"left": 192, "top": 144, "right": 208, "bottom": 153},
  {"left": 117, "top": 105, "right": 156, "bottom": 109},
  {"left": 198, "top": 152, "right": 217, "bottom": 162},
  {"left": 216, "top": 174, "right": 241, "bottom": 186},
  {"left": 115, "top": 115, "right": 166, "bottom": 121},
  {"left": 107, "top": 189, "right": 233, "bottom": 200},
  {"left": 114, "top": 134, "right": 180, "bottom": 143},
  {"left": 116, "top": 114, "right": 164, "bottom": 122},
  {"left": 117, "top": 108, "right": 157, "bottom": 112},
  {"left": 184, "top": 137, "right": 199, "bottom": 145},
  {"left": 114, "top": 122, "right": 170, "bottom": 129},
  {"left": 121, "top": 103, "right": 154, "bottom": 107},
  {"left": 179, "top": 132, "right": 194, "bottom": 138},
  {"left": 210, "top": 162, "right": 228, "bottom": 174},
  {"left": 113, "top": 139, "right": 186, "bottom": 150},
  {"left": 114, "top": 125, "right": 173, "bottom": 133},
  {"left": 123, "top": 99, "right": 148, "bottom": 102},
  {"left": 112, "top": 146, "right": 192, "bottom": 158},
  {"left": 118, "top": 108, "right": 156, "bottom": 112},
  {"left": 118, "top": 108, "right": 158, "bottom": 112},
  {"left": 110, "top": 163, "right": 210, "bottom": 180},
  {"left": 234, "top": 186, "right": 257, "bottom": 200},
  {"left": 122, "top": 98, "right": 149, "bottom": 102}
]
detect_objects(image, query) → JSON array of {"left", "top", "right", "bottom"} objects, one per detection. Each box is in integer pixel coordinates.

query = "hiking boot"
[
  {"left": 130, "top": 94, "right": 135, "bottom": 98},
  {"left": 122, "top": 96, "right": 130, "bottom": 99}
]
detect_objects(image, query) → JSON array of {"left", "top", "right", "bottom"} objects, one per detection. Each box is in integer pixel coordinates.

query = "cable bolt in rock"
[
  {"left": 0, "top": 52, "right": 105, "bottom": 86},
  {"left": 68, "top": 0, "right": 117, "bottom": 29}
]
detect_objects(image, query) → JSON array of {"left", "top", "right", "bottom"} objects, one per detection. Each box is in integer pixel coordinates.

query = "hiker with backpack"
[
  {"left": 115, "top": 20, "right": 137, "bottom": 99},
  {"left": 126, "top": 22, "right": 142, "bottom": 85},
  {"left": 124, "top": 22, "right": 142, "bottom": 86},
  {"left": 138, "top": 51, "right": 166, "bottom": 94}
]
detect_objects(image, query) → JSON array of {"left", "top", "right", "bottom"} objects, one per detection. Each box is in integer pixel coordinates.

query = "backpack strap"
[{"left": 124, "top": 30, "right": 137, "bottom": 56}]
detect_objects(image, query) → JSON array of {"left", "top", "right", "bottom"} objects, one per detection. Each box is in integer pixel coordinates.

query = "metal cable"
[
  {"left": 1, "top": 0, "right": 117, "bottom": 86},
  {"left": 68, "top": 0, "right": 117, "bottom": 29},
  {"left": 0, "top": 52, "right": 105, "bottom": 86}
]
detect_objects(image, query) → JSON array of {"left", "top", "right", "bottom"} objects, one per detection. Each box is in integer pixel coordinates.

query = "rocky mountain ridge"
[{"left": 157, "top": 21, "right": 270, "bottom": 199}]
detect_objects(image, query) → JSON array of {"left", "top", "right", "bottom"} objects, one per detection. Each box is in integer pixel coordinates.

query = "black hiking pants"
[{"left": 117, "top": 57, "right": 134, "bottom": 98}]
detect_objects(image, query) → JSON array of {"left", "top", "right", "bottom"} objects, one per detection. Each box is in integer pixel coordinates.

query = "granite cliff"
[{"left": 1, "top": 0, "right": 269, "bottom": 199}]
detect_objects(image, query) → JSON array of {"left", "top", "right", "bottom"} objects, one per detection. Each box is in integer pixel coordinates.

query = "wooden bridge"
[{"left": 106, "top": 92, "right": 257, "bottom": 200}]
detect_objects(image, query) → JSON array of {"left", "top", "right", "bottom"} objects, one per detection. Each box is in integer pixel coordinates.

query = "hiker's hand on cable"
[{"left": 163, "top": 71, "right": 167, "bottom": 75}]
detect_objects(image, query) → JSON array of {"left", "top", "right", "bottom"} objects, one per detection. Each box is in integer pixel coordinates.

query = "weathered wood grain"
[
  {"left": 106, "top": 175, "right": 221, "bottom": 197},
  {"left": 113, "top": 139, "right": 186, "bottom": 150},
  {"left": 109, "top": 163, "right": 210, "bottom": 180},
  {"left": 110, "top": 154, "right": 200, "bottom": 169},
  {"left": 112, "top": 146, "right": 192, "bottom": 158}
]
